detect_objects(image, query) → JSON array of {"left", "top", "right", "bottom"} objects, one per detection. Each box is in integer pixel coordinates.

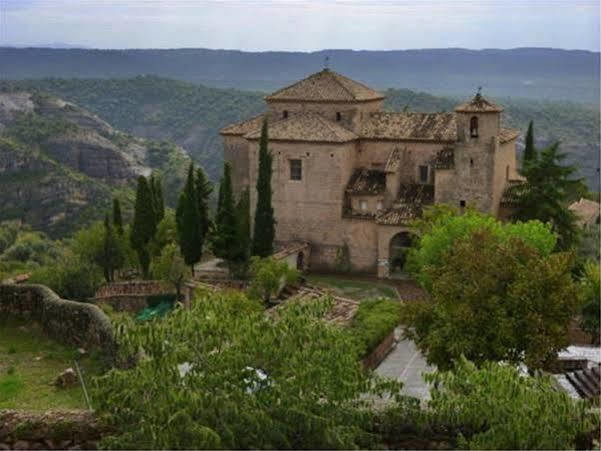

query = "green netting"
[{"left": 136, "top": 301, "right": 173, "bottom": 322}]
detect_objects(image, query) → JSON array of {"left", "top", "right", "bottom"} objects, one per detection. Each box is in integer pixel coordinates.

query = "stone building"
[{"left": 221, "top": 69, "right": 520, "bottom": 277}]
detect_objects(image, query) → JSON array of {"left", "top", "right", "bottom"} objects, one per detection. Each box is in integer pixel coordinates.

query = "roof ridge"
[
  {"left": 329, "top": 71, "right": 356, "bottom": 101},
  {"left": 314, "top": 112, "right": 351, "bottom": 140}
]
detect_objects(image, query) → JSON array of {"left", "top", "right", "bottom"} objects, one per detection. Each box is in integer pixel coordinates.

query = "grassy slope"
[
  {"left": 307, "top": 274, "right": 398, "bottom": 301},
  {"left": 0, "top": 318, "right": 103, "bottom": 410},
  {"left": 10, "top": 77, "right": 598, "bottom": 189}
]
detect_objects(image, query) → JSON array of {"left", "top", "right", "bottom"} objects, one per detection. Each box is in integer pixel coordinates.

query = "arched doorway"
[
  {"left": 389, "top": 232, "right": 412, "bottom": 275},
  {"left": 296, "top": 251, "right": 304, "bottom": 271}
]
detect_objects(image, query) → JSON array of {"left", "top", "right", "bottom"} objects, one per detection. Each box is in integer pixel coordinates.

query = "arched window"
[
  {"left": 336, "top": 112, "right": 341, "bottom": 121},
  {"left": 470, "top": 116, "right": 478, "bottom": 138},
  {"left": 283, "top": 110, "right": 288, "bottom": 119}
]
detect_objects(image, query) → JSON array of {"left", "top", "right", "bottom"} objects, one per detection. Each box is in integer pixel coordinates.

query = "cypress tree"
[
  {"left": 236, "top": 188, "right": 251, "bottom": 272},
  {"left": 102, "top": 214, "right": 121, "bottom": 282},
  {"left": 213, "top": 162, "right": 240, "bottom": 265},
  {"left": 131, "top": 175, "right": 156, "bottom": 278},
  {"left": 176, "top": 163, "right": 203, "bottom": 275},
  {"left": 522, "top": 121, "right": 536, "bottom": 166},
  {"left": 150, "top": 173, "right": 165, "bottom": 225},
  {"left": 112, "top": 198, "right": 123, "bottom": 235},
  {"left": 252, "top": 119, "right": 275, "bottom": 257},
  {"left": 195, "top": 167, "right": 213, "bottom": 240}
]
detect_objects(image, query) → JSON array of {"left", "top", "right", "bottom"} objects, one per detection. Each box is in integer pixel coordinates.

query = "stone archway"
[{"left": 389, "top": 232, "right": 412, "bottom": 275}]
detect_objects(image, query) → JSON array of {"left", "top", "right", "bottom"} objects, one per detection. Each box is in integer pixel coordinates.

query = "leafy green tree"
[
  {"left": 149, "top": 209, "right": 177, "bottom": 258},
  {"left": 248, "top": 256, "right": 298, "bottom": 304},
  {"left": 112, "top": 198, "right": 123, "bottom": 235},
  {"left": 252, "top": 120, "right": 275, "bottom": 257},
  {"left": 213, "top": 163, "right": 245, "bottom": 269},
  {"left": 403, "top": 229, "right": 580, "bottom": 370},
  {"left": 131, "top": 176, "right": 157, "bottom": 278},
  {"left": 150, "top": 243, "right": 188, "bottom": 302},
  {"left": 176, "top": 164, "right": 203, "bottom": 275},
  {"left": 93, "top": 292, "right": 398, "bottom": 449},
  {"left": 522, "top": 120, "right": 536, "bottom": 165},
  {"left": 579, "top": 261, "right": 600, "bottom": 344},
  {"left": 510, "top": 142, "right": 586, "bottom": 250},
  {"left": 406, "top": 207, "right": 557, "bottom": 291},
  {"left": 425, "top": 358, "right": 596, "bottom": 450}
]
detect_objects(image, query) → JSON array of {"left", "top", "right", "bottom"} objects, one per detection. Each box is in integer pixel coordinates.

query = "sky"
[{"left": 0, "top": 0, "right": 599, "bottom": 52}]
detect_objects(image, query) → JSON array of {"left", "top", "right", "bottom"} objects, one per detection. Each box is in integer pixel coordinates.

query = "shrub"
[
  {"left": 247, "top": 257, "right": 299, "bottom": 304},
  {"left": 146, "top": 293, "right": 178, "bottom": 308},
  {"left": 349, "top": 298, "right": 401, "bottom": 357}
]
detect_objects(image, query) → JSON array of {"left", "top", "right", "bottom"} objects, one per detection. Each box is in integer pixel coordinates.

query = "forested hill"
[
  {"left": 6, "top": 76, "right": 599, "bottom": 190},
  {"left": 0, "top": 47, "right": 599, "bottom": 103}
]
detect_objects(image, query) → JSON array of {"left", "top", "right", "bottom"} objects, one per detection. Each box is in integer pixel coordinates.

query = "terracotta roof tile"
[
  {"left": 455, "top": 93, "right": 504, "bottom": 113},
  {"left": 499, "top": 128, "right": 520, "bottom": 143},
  {"left": 384, "top": 147, "right": 401, "bottom": 172},
  {"left": 360, "top": 112, "right": 457, "bottom": 141},
  {"left": 376, "top": 184, "right": 434, "bottom": 225},
  {"left": 265, "top": 69, "right": 384, "bottom": 102},
  {"left": 220, "top": 114, "right": 265, "bottom": 136},
  {"left": 244, "top": 112, "right": 358, "bottom": 143},
  {"left": 346, "top": 168, "right": 387, "bottom": 195}
]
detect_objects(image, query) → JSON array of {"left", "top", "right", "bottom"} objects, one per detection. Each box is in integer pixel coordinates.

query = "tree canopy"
[{"left": 252, "top": 120, "right": 275, "bottom": 257}]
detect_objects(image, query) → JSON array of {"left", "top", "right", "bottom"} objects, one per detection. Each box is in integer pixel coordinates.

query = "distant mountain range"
[{"left": 0, "top": 47, "right": 598, "bottom": 103}]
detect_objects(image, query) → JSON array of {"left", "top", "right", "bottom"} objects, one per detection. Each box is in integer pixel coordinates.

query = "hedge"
[{"left": 349, "top": 298, "right": 401, "bottom": 357}]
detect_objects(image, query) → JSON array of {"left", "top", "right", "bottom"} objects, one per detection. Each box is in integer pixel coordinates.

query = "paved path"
[{"left": 375, "top": 328, "right": 434, "bottom": 400}]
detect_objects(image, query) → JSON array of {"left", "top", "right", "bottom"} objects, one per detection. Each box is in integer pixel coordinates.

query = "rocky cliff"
[{"left": 0, "top": 90, "right": 190, "bottom": 237}]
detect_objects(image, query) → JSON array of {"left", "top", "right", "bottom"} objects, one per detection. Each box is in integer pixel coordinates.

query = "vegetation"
[
  {"left": 306, "top": 274, "right": 398, "bottom": 301},
  {"left": 348, "top": 298, "right": 401, "bottom": 357},
  {"left": 93, "top": 292, "right": 399, "bottom": 449},
  {"left": 150, "top": 243, "right": 188, "bottom": 302},
  {"left": 510, "top": 140, "right": 586, "bottom": 250},
  {"left": 523, "top": 120, "right": 535, "bottom": 164},
  {"left": 425, "top": 358, "right": 597, "bottom": 450},
  {"left": 579, "top": 261, "right": 600, "bottom": 344},
  {"left": 403, "top": 228, "right": 580, "bottom": 370},
  {"left": 175, "top": 164, "right": 203, "bottom": 274},
  {"left": 248, "top": 257, "right": 299, "bottom": 304},
  {"left": 131, "top": 176, "right": 157, "bottom": 278},
  {"left": 0, "top": 318, "right": 103, "bottom": 410},
  {"left": 252, "top": 120, "right": 275, "bottom": 258}
]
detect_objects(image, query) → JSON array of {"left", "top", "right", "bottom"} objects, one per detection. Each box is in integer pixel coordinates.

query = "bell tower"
[{"left": 454, "top": 89, "right": 502, "bottom": 145}]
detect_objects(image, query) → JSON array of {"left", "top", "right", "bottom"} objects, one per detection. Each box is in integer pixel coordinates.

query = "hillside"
[
  {"left": 0, "top": 47, "right": 598, "bottom": 103},
  {"left": 0, "top": 90, "right": 190, "bottom": 237},
  {"left": 7, "top": 77, "right": 598, "bottom": 190}
]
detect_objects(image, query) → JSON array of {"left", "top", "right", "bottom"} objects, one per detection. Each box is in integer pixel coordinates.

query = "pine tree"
[
  {"left": 195, "top": 167, "right": 213, "bottom": 240},
  {"left": 176, "top": 163, "right": 203, "bottom": 275},
  {"left": 522, "top": 121, "right": 536, "bottom": 166},
  {"left": 213, "top": 162, "right": 241, "bottom": 266},
  {"left": 112, "top": 198, "right": 123, "bottom": 235},
  {"left": 511, "top": 141, "right": 586, "bottom": 250},
  {"left": 131, "top": 175, "right": 157, "bottom": 278},
  {"left": 252, "top": 119, "right": 275, "bottom": 257}
]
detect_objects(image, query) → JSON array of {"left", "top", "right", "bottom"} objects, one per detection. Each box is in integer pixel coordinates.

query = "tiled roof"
[
  {"left": 499, "top": 128, "right": 520, "bottom": 143},
  {"left": 360, "top": 112, "right": 457, "bottom": 141},
  {"left": 244, "top": 113, "right": 358, "bottom": 143},
  {"left": 220, "top": 114, "right": 265, "bottom": 136},
  {"left": 346, "top": 168, "right": 387, "bottom": 195},
  {"left": 265, "top": 69, "right": 384, "bottom": 102},
  {"left": 376, "top": 184, "right": 434, "bottom": 226},
  {"left": 564, "top": 364, "right": 601, "bottom": 400},
  {"left": 384, "top": 147, "right": 401, "bottom": 172},
  {"left": 569, "top": 198, "right": 600, "bottom": 227},
  {"left": 455, "top": 93, "right": 504, "bottom": 113},
  {"left": 434, "top": 147, "right": 454, "bottom": 169}
]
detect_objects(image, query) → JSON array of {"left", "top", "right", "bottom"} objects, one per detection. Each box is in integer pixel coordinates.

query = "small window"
[
  {"left": 377, "top": 200, "right": 383, "bottom": 210},
  {"left": 336, "top": 112, "right": 342, "bottom": 121},
  {"left": 290, "top": 159, "right": 302, "bottom": 180},
  {"left": 470, "top": 116, "right": 478, "bottom": 138},
  {"left": 360, "top": 200, "right": 368, "bottom": 211},
  {"left": 283, "top": 110, "right": 288, "bottom": 119},
  {"left": 419, "top": 165, "right": 429, "bottom": 183},
  {"left": 460, "top": 200, "right": 466, "bottom": 208},
  {"left": 470, "top": 158, "right": 474, "bottom": 167}
]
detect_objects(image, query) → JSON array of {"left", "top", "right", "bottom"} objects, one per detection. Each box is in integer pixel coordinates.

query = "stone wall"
[
  {"left": 362, "top": 331, "right": 396, "bottom": 370},
  {"left": 0, "top": 284, "right": 115, "bottom": 355},
  {"left": 94, "top": 280, "right": 173, "bottom": 298},
  {"left": 0, "top": 409, "right": 110, "bottom": 450}
]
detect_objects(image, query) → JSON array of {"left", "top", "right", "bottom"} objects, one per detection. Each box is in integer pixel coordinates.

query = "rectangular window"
[
  {"left": 419, "top": 165, "right": 429, "bottom": 183},
  {"left": 290, "top": 159, "right": 302, "bottom": 180},
  {"left": 377, "top": 200, "right": 383, "bottom": 210},
  {"left": 360, "top": 200, "right": 368, "bottom": 211}
]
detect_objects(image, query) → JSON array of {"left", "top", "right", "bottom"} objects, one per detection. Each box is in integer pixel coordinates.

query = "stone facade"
[{"left": 221, "top": 70, "right": 520, "bottom": 277}]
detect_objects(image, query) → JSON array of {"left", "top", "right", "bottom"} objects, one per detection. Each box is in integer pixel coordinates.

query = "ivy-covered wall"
[{"left": 0, "top": 283, "right": 115, "bottom": 355}]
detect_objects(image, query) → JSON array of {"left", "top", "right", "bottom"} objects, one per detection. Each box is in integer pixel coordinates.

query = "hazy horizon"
[{"left": 1, "top": 0, "right": 599, "bottom": 52}]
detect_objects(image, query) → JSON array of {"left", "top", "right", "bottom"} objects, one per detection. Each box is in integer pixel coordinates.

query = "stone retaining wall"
[
  {"left": 93, "top": 295, "right": 150, "bottom": 313},
  {"left": 94, "top": 280, "right": 172, "bottom": 298},
  {"left": 0, "top": 284, "right": 115, "bottom": 355},
  {"left": 362, "top": 331, "right": 396, "bottom": 370},
  {"left": 0, "top": 409, "right": 110, "bottom": 450}
]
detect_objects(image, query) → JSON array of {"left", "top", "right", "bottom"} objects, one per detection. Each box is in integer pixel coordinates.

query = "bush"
[
  {"left": 247, "top": 257, "right": 299, "bottom": 304},
  {"left": 146, "top": 293, "right": 178, "bottom": 308},
  {"left": 349, "top": 298, "right": 401, "bottom": 357}
]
